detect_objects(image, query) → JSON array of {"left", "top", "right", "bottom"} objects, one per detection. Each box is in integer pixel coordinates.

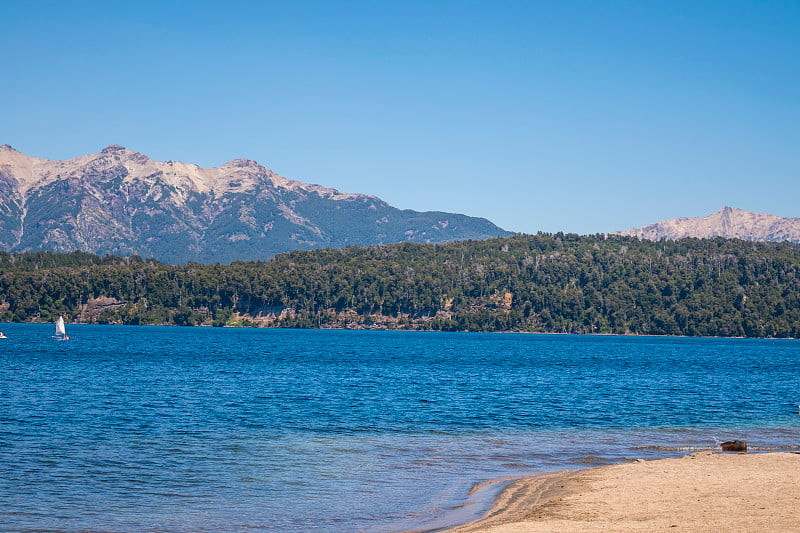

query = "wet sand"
[{"left": 444, "top": 452, "right": 800, "bottom": 532}]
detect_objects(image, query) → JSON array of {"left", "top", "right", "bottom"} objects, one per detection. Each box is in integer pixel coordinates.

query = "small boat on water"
[
  {"left": 53, "top": 315, "right": 71, "bottom": 340},
  {"left": 0, "top": 331, "right": 6, "bottom": 339}
]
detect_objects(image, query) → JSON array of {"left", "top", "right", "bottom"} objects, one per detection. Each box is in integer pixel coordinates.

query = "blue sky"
[{"left": 3, "top": 1, "right": 798, "bottom": 234}]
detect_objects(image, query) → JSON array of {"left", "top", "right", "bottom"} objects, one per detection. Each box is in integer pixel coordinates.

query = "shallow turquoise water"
[{"left": 1, "top": 325, "right": 798, "bottom": 531}]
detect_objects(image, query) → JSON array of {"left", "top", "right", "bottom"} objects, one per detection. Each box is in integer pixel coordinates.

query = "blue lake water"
[{"left": 1, "top": 324, "right": 799, "bottom": 532}]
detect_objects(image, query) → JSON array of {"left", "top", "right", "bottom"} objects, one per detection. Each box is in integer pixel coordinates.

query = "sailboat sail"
[{"left": 54, "top": 316, "right": 67, "bottom": 338}]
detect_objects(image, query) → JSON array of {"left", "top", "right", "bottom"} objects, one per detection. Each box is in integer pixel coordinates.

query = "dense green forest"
[{"left": 1, "top": 234, "right": 799, "bottom": 337}]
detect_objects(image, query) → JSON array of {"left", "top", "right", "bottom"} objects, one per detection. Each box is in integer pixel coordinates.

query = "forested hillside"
[{"left": 1, "top": 234, "right": 799, "bottom": 337}]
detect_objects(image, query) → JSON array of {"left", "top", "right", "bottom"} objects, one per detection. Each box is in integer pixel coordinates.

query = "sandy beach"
[{"left": 444, "top": 452, "right": 800, "bottom": 532}]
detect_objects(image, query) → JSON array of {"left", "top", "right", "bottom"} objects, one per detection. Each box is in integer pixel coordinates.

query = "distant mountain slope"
[
  {"left": 615, "top": 206, "right": 800, "bottom": 243},
  {"left": 0, "top": 144, "right": 512, "bottom": 263}
]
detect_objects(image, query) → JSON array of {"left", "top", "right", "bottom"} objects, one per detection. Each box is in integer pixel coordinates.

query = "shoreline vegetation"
[
  {"left": 1, "top": 233, "right": 799, "bottom": 338},
  {"left": 440, "top": 452, "right": 800, "bottom": 532}
]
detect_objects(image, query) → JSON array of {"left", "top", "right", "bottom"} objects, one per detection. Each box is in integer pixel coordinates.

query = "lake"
[{"left": 1, "top": 324, "right": 798, "bottom": 532}]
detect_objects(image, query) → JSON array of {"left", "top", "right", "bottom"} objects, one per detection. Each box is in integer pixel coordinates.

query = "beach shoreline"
[
  {"left": 2, "top": 321, "right": 798, "bottom": 341},
  {"left": 440, "top": 451, "right": 800, "bottom": 532}
]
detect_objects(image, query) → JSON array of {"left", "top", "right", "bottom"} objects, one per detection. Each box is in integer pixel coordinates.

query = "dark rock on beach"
[{"left": 720, "top": 440, "right": 747, "bottom": 452}]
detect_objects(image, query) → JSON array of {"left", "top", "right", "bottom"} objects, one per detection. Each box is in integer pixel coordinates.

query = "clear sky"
[{"left": 3, "top": 1, "right": 798, "bottom": 234}]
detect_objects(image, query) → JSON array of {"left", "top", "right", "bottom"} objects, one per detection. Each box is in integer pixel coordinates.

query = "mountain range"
[
  {"left": 615, "top": 206, "right": 800, "bottom": 243},
  {"left": 0, "top": 144, "right": 512, "bottom": 263}
]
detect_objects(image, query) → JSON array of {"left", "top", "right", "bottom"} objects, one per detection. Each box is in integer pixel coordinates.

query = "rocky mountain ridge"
[
  {"left": 616, "top": 206, "right": 800, "bottom": 243},
  {"left": 0, "top": 144, "right": 511, "bottom": 263}
]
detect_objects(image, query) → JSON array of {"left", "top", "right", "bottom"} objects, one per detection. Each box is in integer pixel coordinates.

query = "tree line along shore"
[{"left": 1, "top": 233, "right": 799, "bottom": 338}]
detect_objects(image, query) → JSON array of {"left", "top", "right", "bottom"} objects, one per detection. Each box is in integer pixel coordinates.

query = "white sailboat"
[{"left": 53, "top": 315, "right": 70, "bottom": 340}]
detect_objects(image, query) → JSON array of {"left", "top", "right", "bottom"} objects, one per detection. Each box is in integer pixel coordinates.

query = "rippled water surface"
[{"left": 1, "top": 325, "right": 799, "bottom": 532}]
